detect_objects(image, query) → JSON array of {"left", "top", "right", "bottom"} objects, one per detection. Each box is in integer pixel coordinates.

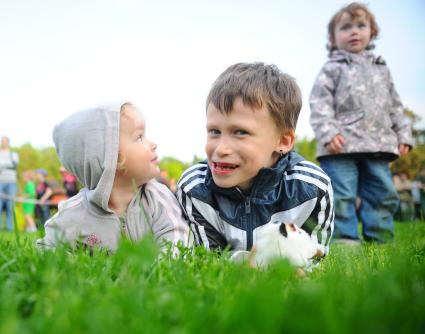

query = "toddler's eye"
[
  {"left": 137, "top": 134, "right": 144, "bottom": 141},
  {"left": 208, "top": 129, "right": 220, "bottom": 135}
]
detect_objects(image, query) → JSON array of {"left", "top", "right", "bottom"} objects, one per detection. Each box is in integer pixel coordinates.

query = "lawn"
[{"left": 0, "top": 222, "right": 424, "bottom": 334}]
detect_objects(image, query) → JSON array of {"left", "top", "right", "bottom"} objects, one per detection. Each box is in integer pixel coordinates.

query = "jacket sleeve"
[
  {"left": 176, "top": 184, "right": 228, "bottom": 251},
  {"left": 309, "top": 63, "right": 341, "bottom": 147},
  {"left": 385, "top": 67, "right": 414, "bottom": 147},
  {"left": 35, "top": 195, "right": 86, "bottom": 251},
  {"left": 144, "top": 181, "right": 193, "bottom": 252},
  {"left": 310, "top": 180, "right": 334, "bottom": 257},
  {"left": 295, "top": 163, "right": 335, "bottom": 257}
]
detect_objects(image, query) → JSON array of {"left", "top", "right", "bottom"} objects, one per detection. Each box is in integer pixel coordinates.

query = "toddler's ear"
[{"left": 277, "top": 129, "right": 295, "bottom": 154}]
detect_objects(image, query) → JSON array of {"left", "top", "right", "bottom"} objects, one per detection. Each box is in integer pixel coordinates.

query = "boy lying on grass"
[{"left": 177, "top": 62, "right": 334, "bottom": 270}]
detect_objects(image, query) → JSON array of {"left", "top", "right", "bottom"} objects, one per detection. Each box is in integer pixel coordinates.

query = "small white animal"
[{"left": 230, "top": 223, "right": 324, "bottom": 270}]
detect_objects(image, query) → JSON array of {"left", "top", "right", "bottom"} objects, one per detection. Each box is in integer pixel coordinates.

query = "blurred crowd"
[
  {"left": 393, "top": 169, "right": 425, "bottom": 222},
  {"left": 0, "top": 135, "right": 79, "bottom": 232}
]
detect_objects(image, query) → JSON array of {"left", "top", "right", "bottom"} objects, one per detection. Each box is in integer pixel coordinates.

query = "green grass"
[{"left": 1, "top": 223, "right": 424, "bottom": 334}]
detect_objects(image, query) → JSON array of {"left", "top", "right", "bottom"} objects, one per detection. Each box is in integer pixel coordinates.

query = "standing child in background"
[
  {"left": 0, "top": 136, "right": 19, "bottom": 231},
  {"left": 35, "top": 168, "right": 53, "bottom": 227},
  {"left": 59, "top": 166, "right": 79, "bottom": 198},
  {"left": 22, "top": 170, "right": 37, "bottom": 232},
  {"left": 37, "top": 102, "right": 191, "bottom": 253},
  {"left": 177, "top": 62, "right": 334, "bottom": 270},
  {"left": 309, "top": 2, "right": 413, "bottom": 243}
]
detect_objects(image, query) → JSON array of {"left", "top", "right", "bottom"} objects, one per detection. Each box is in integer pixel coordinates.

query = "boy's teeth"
[{"left": 216, "top": 163, "right": 237, "bottom": 170}]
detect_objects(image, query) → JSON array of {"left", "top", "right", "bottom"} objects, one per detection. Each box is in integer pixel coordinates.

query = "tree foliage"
[
  {"left": 159, "top": 156, "right": 191, "bottom": 181},
  {"left": 294, "top": 136, "right": 317, "bottom": 163},
  {"left": 12, "top": 143, "right": 62, "bottom": 191}
]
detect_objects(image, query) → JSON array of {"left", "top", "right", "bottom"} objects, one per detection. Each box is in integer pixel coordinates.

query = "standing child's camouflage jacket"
[{"left": 309, "top": 49, "right": 413, "bottom": 160}]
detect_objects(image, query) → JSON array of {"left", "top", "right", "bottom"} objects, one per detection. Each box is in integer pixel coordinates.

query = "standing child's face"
[
  {"left": 118, "top": 107, "right": 160, "bottom": 186},
  {"left": 334, "top": 11, "right": 371, "bottom": 54},
  {"left": 206, "top": 97, "right": 285, "bottom": 190}
]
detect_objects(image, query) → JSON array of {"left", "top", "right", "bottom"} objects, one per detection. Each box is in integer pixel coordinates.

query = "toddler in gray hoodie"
[{"left": 37, "top": 102, "right": 191, "bottom": 253}]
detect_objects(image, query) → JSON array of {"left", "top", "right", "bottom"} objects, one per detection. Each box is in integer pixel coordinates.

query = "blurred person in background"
[
  {"left": 22, "top": 170, "right": 37, "bottom": 232},
  {"left": 414, "top": 167, "right": 425, "bottom": 221},
  {"left": 0, "top": 135, "right": 19, "bottom": 231},
  {"left": 35, "top": 168, "right": 53, "bottom": 227},
  {"left": 393, "top": 172, "right": 414, "bottom": 221},
  {"left": 59, "top": 165, "right": 78, "bottom": 198}
]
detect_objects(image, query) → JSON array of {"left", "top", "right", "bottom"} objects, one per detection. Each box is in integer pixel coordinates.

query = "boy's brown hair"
[
  {"left": 327, "top": 2, "right": 379, "bottom": 51},
  {"left": 206, "top": 62, "right": 302, "bottom": 131}
]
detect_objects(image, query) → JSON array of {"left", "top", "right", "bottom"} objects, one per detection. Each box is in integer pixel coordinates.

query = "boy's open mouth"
[{"left": 212, "top": 162, "right": 239, "bottom": 174}]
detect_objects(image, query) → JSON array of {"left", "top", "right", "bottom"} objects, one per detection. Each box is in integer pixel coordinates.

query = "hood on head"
[{"left": 53, "top": 103, "right": 123, "bottom": 212}]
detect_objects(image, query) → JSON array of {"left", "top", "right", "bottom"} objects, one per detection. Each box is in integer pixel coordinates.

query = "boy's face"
[
  {"left": 334, "top": 11, "right": 371, "bottom": 54},
  {"left": 118, "top": 108, "right": 160, "bottom": 186},
  {"left": 206, "top": 97, "right": 285, "bottom": 190}
]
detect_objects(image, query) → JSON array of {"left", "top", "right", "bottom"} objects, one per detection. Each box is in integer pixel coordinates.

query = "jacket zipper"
[
  {"left": 119, "top": 215, "right": 128, "bottom": 239},
  {"left": 245, "top": 198, "right": 253, "bottom": 250}
]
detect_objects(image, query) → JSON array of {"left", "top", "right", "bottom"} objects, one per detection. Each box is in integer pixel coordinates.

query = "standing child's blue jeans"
[{"left": 319, "top": 157, "right": 399, "bottom": 243}]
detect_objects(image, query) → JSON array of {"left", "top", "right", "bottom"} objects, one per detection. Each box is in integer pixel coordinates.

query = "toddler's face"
[
  {"left": 205, "top": 97, "right": 283, "bottom": 190},
  {"left": 118, "top": 107, "right": 160, "bottom": 186},
  {"left": 334, "top": 10, "right": 371, "bottom": 54}
]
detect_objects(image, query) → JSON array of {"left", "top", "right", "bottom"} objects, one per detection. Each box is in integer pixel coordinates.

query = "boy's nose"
[{"left": 215, "top": 138, "right": 232, "bottom": 156}]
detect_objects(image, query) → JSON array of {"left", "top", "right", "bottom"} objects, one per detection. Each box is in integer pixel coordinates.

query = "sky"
[{"left": 1, "top": 0, "right": 424, "bottom": 162}]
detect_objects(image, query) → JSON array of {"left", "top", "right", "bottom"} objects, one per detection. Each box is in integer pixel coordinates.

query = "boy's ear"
[{"left": 277, "top": 129, "right": 295, "bottom": 154}]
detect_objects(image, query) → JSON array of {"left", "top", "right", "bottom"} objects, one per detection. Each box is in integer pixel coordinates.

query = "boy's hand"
[
  {"left": 325, "top": 134, "right": 345, "bottom": 154},
  {"left": 399, "top": 144, "right": 410, "bottom": 156}
]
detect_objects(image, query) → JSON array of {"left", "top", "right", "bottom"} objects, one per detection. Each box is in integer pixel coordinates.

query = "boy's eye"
[
  {"left": 137, "top": 134, "right": 144, "bottom": 141},
  {"left": 234, "top": 129, "right": 248, "bottom": 136},
  {"left": 340, "top": 24, "right": 351, "bottom": 30}
]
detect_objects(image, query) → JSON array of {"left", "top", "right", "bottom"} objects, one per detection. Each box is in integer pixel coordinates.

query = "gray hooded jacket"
[
  {"left": 309, "top": 49, "right": 413, "bottom": 160},
  {"left": 37, "top": 104, "right": 191, "bottom": 252}
]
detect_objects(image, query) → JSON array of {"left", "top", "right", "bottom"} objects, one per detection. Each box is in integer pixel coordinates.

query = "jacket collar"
[{"left": 330, "top": 49, "right": 386, "bottom": 65}]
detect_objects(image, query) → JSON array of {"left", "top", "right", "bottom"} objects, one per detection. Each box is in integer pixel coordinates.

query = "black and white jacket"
[{"left": 176, "top": 151, "right": 334, "bottom": 256}]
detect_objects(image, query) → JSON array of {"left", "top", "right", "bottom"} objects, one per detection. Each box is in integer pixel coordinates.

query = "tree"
[
  {"left": 13, "top": 143, "right": 62, "bottom": 191},
  {"left": 294, "top": 136, "right": 317, "bottom": 163},
  {"left": 159, "top": 156, "right": 191, "bottom": 181}
]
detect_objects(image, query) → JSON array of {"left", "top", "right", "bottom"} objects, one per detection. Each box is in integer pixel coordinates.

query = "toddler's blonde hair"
[{"left": 116, "top": 102, "right": 137, "bottom": 172}]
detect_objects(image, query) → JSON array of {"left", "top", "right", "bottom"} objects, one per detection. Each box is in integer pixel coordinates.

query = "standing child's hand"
[
  {"left": 399, "top": 144, "right": 410, "bottom": 156},
  {"left": 326, "top": 134, "right": 345, "bottom": 154}
]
